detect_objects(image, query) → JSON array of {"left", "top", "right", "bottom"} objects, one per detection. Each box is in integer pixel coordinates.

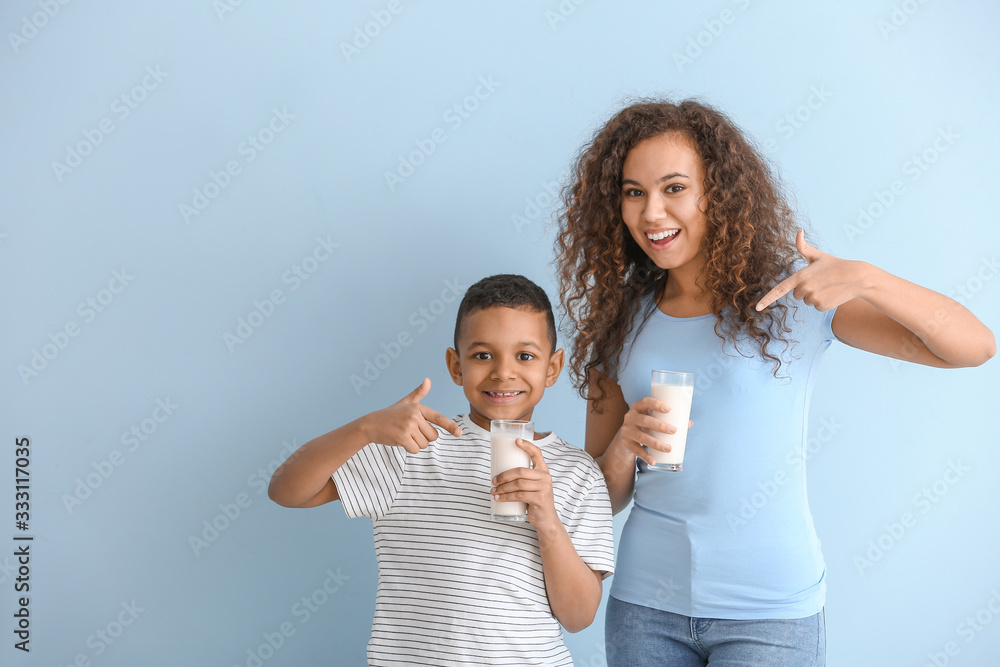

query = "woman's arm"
[
  {"left": 831, "top": 266, "right": 995, "bottom": 367},
  {"left": 757, "top": 231, "right": 995, "bottom": 367},
  {"left": 585, "top": 370, "right": 676, "bottom": 514}
]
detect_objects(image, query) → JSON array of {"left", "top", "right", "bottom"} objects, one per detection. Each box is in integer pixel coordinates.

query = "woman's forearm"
[
  {"left": 598, "top": 435, "right": 637, "bottom": 514},
  {"left": 857, "top": 262, "right": 995, "bottom": 366}
]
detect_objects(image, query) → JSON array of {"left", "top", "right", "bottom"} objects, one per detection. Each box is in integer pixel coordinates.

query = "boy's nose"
[{"left": 490, "top": 359, "right": 516, "bottom": 381}]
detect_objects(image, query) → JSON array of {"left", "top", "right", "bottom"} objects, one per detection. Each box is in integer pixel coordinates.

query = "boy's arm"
[
  {"left": 268, "top": 379, "right": 461, "bottom": 508},
  {"left": 267, "top": 418, "right": 370, "bottom": 508},
  {"left": 491, "top": 441, "right": 604, "bottom": 634}
]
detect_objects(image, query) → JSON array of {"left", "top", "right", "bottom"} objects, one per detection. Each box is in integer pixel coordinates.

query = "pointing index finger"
[
  {"left": 418, "top": 405, "right": 462, "bottom": 437},
  {"left": 756, "top": 274, "right": 798, "bottom": 311}
]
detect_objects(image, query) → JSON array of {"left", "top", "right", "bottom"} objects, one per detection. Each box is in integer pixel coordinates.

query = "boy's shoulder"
[{"left": 538, "top": 431, "right": 604, "bottom": 480}]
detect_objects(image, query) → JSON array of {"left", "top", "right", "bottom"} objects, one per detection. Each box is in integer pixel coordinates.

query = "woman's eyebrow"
[{"left": 621, "top": 172, "right": 689, "bottom": 186}]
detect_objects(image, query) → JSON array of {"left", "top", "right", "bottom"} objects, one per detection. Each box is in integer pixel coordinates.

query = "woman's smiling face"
[{"left": 620, "top": 132, "right": 709, "bottom": 278}]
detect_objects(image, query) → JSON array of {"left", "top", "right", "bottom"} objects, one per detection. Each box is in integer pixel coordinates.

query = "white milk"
[
  {"left": 649, "top": 383, "right": 695, "bottom": 467},
  {"left": 490, "top": 435, "right": 531, "bottom": 519}
]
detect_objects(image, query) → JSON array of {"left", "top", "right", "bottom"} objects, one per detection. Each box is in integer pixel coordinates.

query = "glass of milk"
[
  {"left": 648, "top": 370, "right": 695, "bottom": 472},
  {"left": 490, "top": 419, "right": 533, "bottom": 522}
]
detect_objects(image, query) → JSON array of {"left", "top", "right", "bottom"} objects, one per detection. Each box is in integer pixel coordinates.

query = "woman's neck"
[{"left": 657, "top": 267, "right": 712, "bottom": 318}]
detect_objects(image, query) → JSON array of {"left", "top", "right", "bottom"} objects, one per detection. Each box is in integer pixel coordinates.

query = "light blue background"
[{"left": 2, "top": 1, "right": 999, "bottom": 665}]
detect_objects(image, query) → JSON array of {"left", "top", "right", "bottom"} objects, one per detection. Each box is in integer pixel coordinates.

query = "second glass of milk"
[
  {"left": 490, "top": 419, "right": 533, "bottom": 521},
  {"left": 648, "top": 370, "right": 695, "bottom": 472}
]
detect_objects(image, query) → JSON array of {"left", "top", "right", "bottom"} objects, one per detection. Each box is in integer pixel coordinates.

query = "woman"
[{"left": 556, "top": 99, "right": 994, "bottom": 665}]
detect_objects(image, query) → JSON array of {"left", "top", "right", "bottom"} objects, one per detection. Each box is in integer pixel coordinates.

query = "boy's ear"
[
  {"left": 445, "top": 347, "right": 463, "bottom": 385},
  {"left": 545, "top": 348, "right": 565, "bottom": 387}
]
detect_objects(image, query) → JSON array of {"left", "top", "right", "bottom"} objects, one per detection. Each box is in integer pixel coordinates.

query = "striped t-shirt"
[{"left": 332, "top": 414, "right": 615, "bottom": 666}]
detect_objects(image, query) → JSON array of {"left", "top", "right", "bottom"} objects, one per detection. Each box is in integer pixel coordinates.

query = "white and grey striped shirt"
[{"left": 332, "top": 414, "right": 615, "bottom": 666}]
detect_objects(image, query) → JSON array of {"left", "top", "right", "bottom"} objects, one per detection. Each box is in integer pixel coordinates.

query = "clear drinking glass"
[
  {"left": 490, "top": 419, "right": 533, "bottom": 521},
  {"left": 648, "top": 370, "right": 695, "bottom": 472}
]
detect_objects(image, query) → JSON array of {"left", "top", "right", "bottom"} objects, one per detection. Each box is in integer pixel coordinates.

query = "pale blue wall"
[{"left": 3, "top": 1, "right": 999, "bottom": 665}]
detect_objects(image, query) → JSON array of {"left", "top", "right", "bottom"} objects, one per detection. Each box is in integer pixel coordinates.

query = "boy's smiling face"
[{"left": 446, "top": 306, "right": 563, "bottom": 433}]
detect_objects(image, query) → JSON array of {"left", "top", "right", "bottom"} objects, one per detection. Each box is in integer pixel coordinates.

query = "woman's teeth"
[
  {"left": 647, "top": 230, "right": 680, "bottom": 241},
  {"left": 487, "top": 391, "right": 521, "bottom": 397}
]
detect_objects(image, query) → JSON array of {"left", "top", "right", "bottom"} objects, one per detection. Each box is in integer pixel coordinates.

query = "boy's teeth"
[
  {"left": 647, "top": 230, "right": 679, "bottom": 241},
  {"left": 488, "top": 391, "right": 520, "bottom": 397}
]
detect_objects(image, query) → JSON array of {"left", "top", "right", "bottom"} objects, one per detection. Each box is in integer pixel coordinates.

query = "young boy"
[{"left": 268, "top": 274, "right": 615, "bottom": 666}]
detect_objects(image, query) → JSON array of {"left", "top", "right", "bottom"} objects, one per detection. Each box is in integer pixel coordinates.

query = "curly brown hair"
[{"left": 555, "top": 98, "right": 801, "bottom": 411}]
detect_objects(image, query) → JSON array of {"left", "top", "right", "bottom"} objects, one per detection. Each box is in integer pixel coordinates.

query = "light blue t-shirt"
[{"left": 610, "top": 296, "right": 837, "bottom": 619}]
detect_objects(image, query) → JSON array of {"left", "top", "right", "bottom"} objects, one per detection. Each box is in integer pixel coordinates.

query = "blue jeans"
[{"left": 605, "top": 596, "right": 826, "bottom": 666}]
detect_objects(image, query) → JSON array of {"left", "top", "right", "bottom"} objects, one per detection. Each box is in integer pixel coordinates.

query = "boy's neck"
[{"left": 467, "top": 411, "right": 546, "bottom": 439}]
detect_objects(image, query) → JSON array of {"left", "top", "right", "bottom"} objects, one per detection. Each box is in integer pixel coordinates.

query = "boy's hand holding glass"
[
  {"left": 491, "top": 440, "right": 559, "bottom": 533},
  {"left": 360, "top": 378, "right": 462, "bottom": 453}
]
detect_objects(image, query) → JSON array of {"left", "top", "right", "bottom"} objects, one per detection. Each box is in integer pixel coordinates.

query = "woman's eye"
[
  {"left": 666, "top": 184, "right": 684, "bottom": 194},
  {"left": 624, "top": 188, "right": 643, "bottom": 197}
]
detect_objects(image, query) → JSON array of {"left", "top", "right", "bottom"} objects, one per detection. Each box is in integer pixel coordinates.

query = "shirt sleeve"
[
  {"left": 331, "top": 442, "right": 407, "bottom": 521},
  {"left": 557, "top": 461, "right": 617, "bottom": 579},
  {"left": 821, "top": 305, "right": 838, "bottom": 342}
]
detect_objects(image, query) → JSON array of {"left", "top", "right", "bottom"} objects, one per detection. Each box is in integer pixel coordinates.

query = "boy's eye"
[
  {"left": 472, "top": 352, "right": 492, "bottom": 360},
  {"left": 516, "top": 353, "right": 534, "bottom": 361}
]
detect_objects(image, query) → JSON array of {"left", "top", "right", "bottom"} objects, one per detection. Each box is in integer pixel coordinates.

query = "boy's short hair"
[{"left": 454, "top": 274, "right": 558, "bottom": 353}]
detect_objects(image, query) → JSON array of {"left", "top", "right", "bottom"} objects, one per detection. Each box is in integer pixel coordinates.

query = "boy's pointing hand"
[{"left": 362, "top": 378, "right": 462, "bottom": 454}]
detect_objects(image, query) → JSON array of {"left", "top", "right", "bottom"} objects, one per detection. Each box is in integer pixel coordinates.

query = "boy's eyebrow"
[
  {"left": 467, "top": 340, "right": 543, "bottom": 349},
  {"left": 621, "top": 172, "right": 688, "bottom": 186}
]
